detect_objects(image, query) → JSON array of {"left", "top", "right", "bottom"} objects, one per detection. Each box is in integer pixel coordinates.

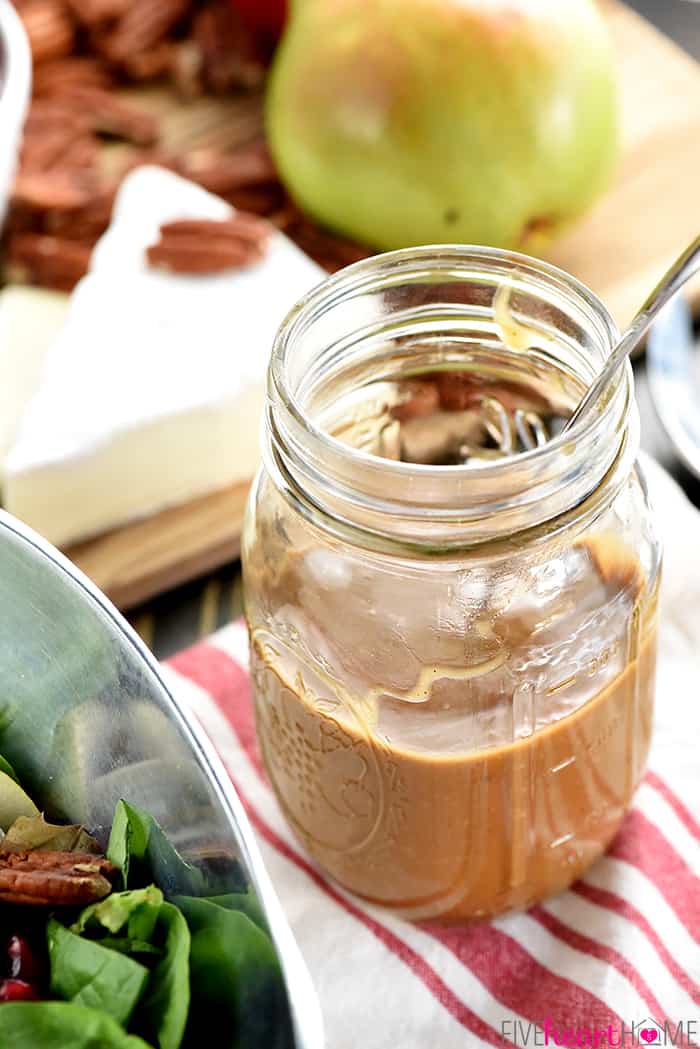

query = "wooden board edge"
[{"left": 64, "top": 479, "right": 252, "bottom": 611}]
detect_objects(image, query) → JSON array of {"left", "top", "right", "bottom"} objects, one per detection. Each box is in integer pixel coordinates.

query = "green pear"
[{"left": 266, "top": 0, "right": 618, "bottom": 251}]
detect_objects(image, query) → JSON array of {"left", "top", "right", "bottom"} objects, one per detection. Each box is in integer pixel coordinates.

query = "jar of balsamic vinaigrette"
[{"left": 242, "top": 247, "right": 660, "bottom": 922}]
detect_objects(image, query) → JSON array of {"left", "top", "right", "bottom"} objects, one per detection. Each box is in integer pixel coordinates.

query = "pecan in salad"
[{"left": 0, "top": 851, "right": 116, "bottom": 907}]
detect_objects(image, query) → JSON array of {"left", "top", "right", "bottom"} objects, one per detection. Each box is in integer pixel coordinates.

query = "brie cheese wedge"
[{"left": 4, "top": 167, "right": 324, "bottom": 548}]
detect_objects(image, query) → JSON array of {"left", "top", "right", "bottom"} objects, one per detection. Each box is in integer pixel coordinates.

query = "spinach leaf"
[
  {"left": 108, "top": 801, "right": 204, "bottom": 896},
  {"left": 174, "top": 896, "right": 292, "bottom": 1049},
  {"left": 133, "top": 902, "right": 190, "bottom": 1049},
  {"left": 72, "top": 886, "right": 164, "bottom": 939},
  {"left": 67, "top": 885, "right": 189, "bottom": 1048},
  {"left": 0, "top": 751, "right": 18, "bottom": 783},
  {"left": 201, "top": 891, "right": 267, "bottom": 933},
  {"left": 0, "top": 1002, "right": 154, "bottom": 1048},
  {"left": 107, "top": 801, "right": 147, "bottom": 889},
  {"left": 48, "top": 919, "right": 149, "bottom": 1028}
]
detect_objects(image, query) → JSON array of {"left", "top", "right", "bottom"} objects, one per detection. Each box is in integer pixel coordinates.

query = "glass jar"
[{"left": 242, "top": 247, "right": 661, "bottom": 923}]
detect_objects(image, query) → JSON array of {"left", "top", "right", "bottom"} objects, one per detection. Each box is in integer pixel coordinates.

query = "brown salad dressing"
[{"left": 249, "top": 535, "right": 656, "bottom": 922}]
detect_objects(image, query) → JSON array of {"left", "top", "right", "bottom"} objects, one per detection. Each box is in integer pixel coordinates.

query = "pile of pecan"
[{"left": 5, "top": 0, "right": 370, "bottom": 290}]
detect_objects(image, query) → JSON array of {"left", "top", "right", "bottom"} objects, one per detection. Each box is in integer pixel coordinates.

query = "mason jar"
[{"left": 242, "top": 247, "right": 660, "bottom": 923}]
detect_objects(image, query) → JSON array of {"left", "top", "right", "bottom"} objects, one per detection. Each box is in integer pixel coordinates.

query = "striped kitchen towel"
[{"left": 162, "top": 456, "right": 700, "bottom": 1049}]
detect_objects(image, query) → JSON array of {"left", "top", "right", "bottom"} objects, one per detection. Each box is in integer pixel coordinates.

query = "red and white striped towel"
[{"left": 162, "top": 457, "right": 700, "bottom": 1049}]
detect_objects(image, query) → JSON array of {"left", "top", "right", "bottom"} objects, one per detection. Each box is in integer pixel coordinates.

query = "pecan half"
[
  {"left": 24, "top": 99, "right": 93, "bottom": 138},
  {"left": 160, "top": 214, "right": 271, "bottom": 248},
  {"left": 146, "top": 214, "right": 270, "bottom": 274},
  {"left": 97, "top": 0, "right": 189, "bottom": 64},
  {"left": 32, "top": 56, "right": 113, "bottom": 98},
  {"left": 20, "top": 124, "right": 88, "bottom": 173},
  {"left": 0, "top": 851, "right": 116, "bottom": 907},
  {"left": 12, "top": 171, "right": 97, "bottom": 211},
  {"left": 64, "top": 0, "right": 130, "bottom": 28},
  {"left": 45, "top": 184, "right": 116, "bottom": 239},
  {"left": 6, "top": 234, "right": 93, "bottom": 291},
  {"left": 18, "top": 0, "right": 76, "bottom": 65},
  {"left": 191, "top": 1, "right": 266, "bottom": 93}
]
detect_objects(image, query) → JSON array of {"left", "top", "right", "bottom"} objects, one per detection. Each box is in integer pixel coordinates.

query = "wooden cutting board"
[
  {"left": 66, "top": 0, "right": 700, "bottom": 610},
  {"left": 66, "top": 482, "right": 251, "bottom": 611}
]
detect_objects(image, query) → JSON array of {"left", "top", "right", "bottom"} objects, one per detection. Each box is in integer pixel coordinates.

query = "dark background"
[
  {"left": 632, "top": 0, "right": 700, "bottom": 58},
  {"left": 628, "top": 0, "right": 700, "bottom": 505},
  {"left": 128, "top": 0, "right": 700, "bottom": 658}
]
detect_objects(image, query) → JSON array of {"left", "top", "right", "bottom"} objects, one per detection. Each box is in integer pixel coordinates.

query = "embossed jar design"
[{"left": 242, "top": 248, "right": 661, "bottom": 923}]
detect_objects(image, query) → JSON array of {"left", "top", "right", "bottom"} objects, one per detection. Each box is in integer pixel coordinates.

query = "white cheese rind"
[
  {"left": 4, "top": 167, "right": 324, "bottom": 547},
  {"left": 0, "top": 286, "right": 69, "bottom": 482}
]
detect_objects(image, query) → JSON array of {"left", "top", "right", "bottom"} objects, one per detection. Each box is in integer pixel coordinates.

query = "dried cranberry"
[
  {"left": 7, "top": 936, "right": 42, "bottom": 985},
  {"left": 0, "top": 979, "right": 39, "bottom": 1002}
]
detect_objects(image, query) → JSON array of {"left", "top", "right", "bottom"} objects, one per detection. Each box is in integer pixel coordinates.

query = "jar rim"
[{"left": 266, "top": 245, "right": 633, "bottom": 548}]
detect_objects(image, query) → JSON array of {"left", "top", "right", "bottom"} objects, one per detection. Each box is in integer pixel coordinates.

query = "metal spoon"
[{"left": 563, "top": 232, "right": 700, "bottom": 434}]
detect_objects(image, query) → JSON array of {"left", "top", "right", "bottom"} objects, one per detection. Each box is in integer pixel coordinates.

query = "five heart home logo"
[{"left": 504, "top": 1015, "right": 698, "bottom": 1046}]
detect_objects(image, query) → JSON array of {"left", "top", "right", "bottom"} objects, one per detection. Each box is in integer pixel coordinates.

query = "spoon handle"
[{"left": 564, "top": 232, "right": 700, "bottom": 433}]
